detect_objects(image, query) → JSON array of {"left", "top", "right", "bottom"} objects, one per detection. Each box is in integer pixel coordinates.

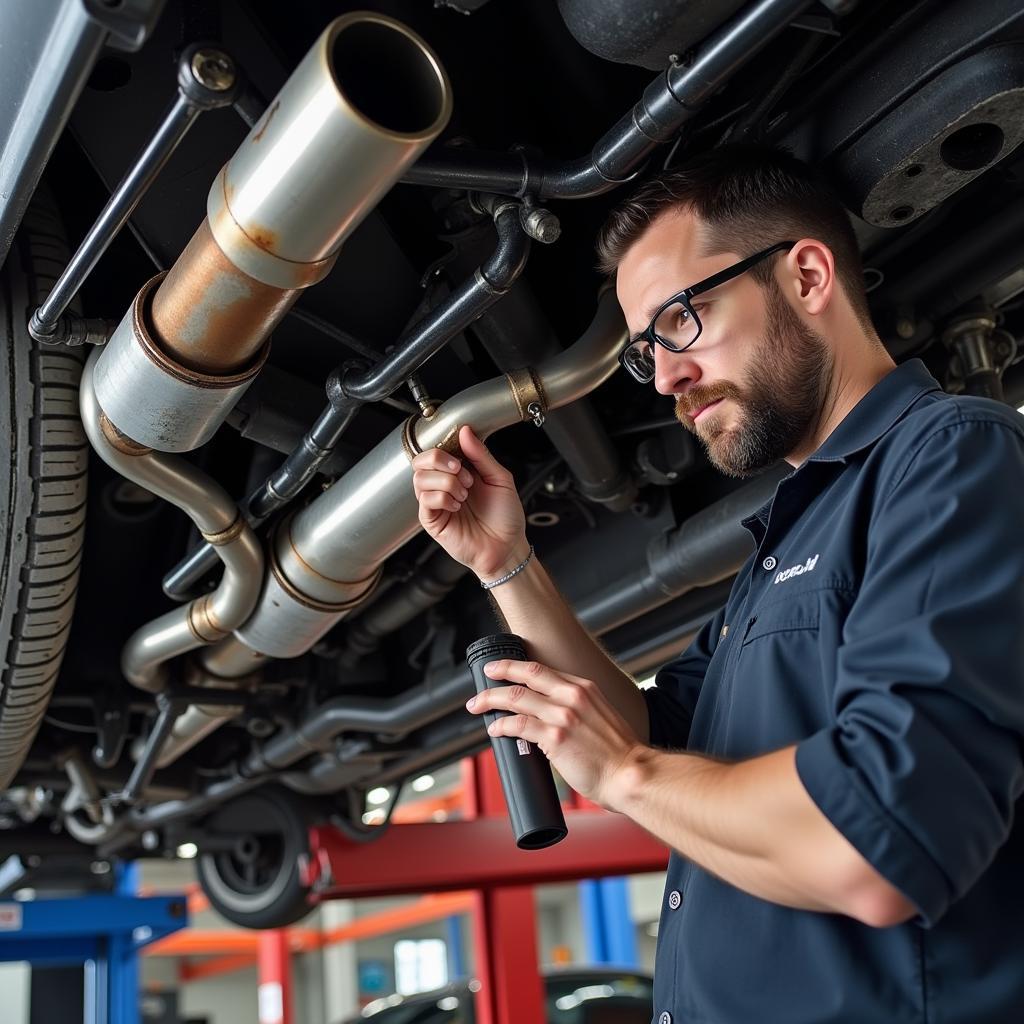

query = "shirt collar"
[
  {"left": 805, "top": 358, "right": 943, "bottom": 465},
  {"left": 740, "top": 359, "right": 943, "bottom": 541}
]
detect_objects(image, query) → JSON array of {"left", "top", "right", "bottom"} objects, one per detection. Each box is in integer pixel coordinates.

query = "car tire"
[
  {"left": 0, "top": 191, "right": 87, "bottom": 790},
  {"left": 196, "top": 787, "right": 316, "bottom": 929}
]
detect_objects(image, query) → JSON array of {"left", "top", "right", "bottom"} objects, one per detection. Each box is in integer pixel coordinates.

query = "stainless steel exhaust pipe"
[
  {"left": 92, "top": 12, "right": 453, "bottom": 452},
  {"left": 227, "top": 288, "right": 627, "bottom": 658},
  {"left": 154, "top": 697, "right": 246, "bottom": 769},
  {"left": 80, "top": 351, "right": 264, "bottom": 693}
]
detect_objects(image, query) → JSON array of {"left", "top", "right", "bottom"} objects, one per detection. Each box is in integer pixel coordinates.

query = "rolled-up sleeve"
[
  {"left": 644, "top": 605, "right": 725, "bottom": 749},
  {"left": 796, "top": 414, "right": 1024, "bottom": 926}
]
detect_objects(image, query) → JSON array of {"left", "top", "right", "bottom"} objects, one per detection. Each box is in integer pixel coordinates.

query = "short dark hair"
[{"left": 595, "top": 144, "right": 873, "bottom": 328}]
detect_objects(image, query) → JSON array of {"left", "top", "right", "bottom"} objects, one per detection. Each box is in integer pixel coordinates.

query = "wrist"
[
  {"left": 605, "top": 743, "right": 657, "bottom": 814},
  {"left": 475, "top": 540, "right": 532, "bottom": 583}
]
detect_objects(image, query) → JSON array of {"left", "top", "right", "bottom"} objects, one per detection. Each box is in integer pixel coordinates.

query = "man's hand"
[
  {"left": 468, "top": 658, "right": 644, "bottom": 808},
  {"left": 411, "top": 425, "right": 528, "bottom": 580}
]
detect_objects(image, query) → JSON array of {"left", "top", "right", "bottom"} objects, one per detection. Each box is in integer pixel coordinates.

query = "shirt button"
[
  {"left": 668, "top": 890, "right": 682, "bottom": 910},
  {"left": 659, "top": 1013, "right": 673, "bottom": 1024},
  {"left": 762, "top": 555, "right": 777, "bottom": 571}
]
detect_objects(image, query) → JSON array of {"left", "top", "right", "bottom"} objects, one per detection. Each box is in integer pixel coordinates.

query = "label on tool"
[{"left": 516, "top": 739, "right": 531, "bottom": 756}]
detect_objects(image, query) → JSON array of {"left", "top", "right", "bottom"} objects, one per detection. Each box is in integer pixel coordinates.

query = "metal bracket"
[
  {"left": 29, "top": 39, "right": 242, "bottom": 344},
  {"left": 92, "top": 694, "right": 130, "bottom": 769},
  {"left": 82, "top": 0, "right": 166, "bottom": 52}
]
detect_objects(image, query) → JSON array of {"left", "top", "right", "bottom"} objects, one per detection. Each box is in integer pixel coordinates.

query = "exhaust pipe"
[
  {"left": 91, "top": 12, "right": 452, "bottom": 453},
  {"left": 81, "top": 13, "right": 451, "bottom": 768},
  {"left": 79, "top": 350, "right": 264, "bottom": 693},
  {"left": 222, "top": 287, "right": 628, "bottom": 660}
]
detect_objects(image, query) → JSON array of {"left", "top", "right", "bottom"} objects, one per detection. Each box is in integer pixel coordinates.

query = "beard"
[{"left": 675, "top": 284, "right": 833, "bottom": 477}]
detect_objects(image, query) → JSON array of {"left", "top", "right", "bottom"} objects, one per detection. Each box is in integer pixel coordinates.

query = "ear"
[{"left": 783, "top": 239, "right": 834, "bottom": 317}]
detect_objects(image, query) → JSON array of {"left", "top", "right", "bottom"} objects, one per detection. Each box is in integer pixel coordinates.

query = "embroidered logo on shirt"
[{"left": 772, "top": 553, "right": 819, "bottom": 585}]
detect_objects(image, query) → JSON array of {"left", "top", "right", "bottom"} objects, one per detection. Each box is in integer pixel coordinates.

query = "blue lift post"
[
  {"left": 579, "top": 877, "right": 639, "bottom": 967},
  {"left": 0, "top": 868, "right": 187, "bottom": 1024}
]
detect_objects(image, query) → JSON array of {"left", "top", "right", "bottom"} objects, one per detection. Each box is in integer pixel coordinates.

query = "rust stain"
[
  {"left": 252, "top": 100, "right": 280, "bottom": 143},
  {"left": 247, "top": 225, "right": 280, "bottom": 253},
  {"left": 150, "top": 218, "right": 296, "bottom": 374}
]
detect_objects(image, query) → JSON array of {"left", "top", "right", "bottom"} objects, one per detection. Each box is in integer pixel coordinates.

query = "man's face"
[{"left": 616, "top": 209, "right": 832, "bottom": 477}]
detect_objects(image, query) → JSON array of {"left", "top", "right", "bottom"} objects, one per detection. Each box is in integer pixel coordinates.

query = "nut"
[{"left": 191, "top": 49, "right": 236, "bottom": 92}]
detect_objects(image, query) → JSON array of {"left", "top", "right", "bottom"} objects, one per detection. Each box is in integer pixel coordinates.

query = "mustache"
[{"left": 675, "top": 382, "right": 742, "bottom": 421}]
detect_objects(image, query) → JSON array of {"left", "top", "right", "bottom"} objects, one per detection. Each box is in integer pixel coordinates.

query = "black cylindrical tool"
[{"left": 466, "top": 633, "right": 568, "bottom": 850}]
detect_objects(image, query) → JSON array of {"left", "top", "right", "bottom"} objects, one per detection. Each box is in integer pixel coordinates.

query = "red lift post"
[
  {"left": 306, "top": 752, "right": 669, "bottom": 1024},
  {"left": 257, "top": 929, "right": 294, "bottom": 1024}
]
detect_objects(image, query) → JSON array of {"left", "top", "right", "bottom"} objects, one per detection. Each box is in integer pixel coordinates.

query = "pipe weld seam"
[
  {"left": 210, "top": 168, "right": 339, "bottom": 289},
  {"left": 201, "top": 515, "right": 246, "bottom": 547},
  {"left": 270, "top": 547, "right": 383, "bottom": 613},
  {"left": 188, "top": 596, "right": 229, "bottom": 643},
  {"left": 133, "top": 273, "right": 272, "bottom": 390},
  {"left": 283, "top": 518, "right": 381, "bottom": 590},
  {"left": 401, "top": 415, "right": 423, "bottom": 463},
  {"left": 473, "top": 266, "right": 504, "bottom": 298},
  {"left": 99, "top": 413, "right": 153, "bottom": 456}
]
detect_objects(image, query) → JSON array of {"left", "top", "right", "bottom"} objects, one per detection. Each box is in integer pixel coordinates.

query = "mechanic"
[{"left": 411, "top": 145, "right": 1024, "bottom": 1023}]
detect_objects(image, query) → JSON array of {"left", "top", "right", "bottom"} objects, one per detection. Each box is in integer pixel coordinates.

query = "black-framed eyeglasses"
[{"left": 618, "top": 241, "right": 795, "bottom": 384}]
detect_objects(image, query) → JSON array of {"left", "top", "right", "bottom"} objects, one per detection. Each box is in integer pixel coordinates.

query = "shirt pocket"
[
  {"left": 703, "top": 586, "right": 850, "bottom": 758},
  {"left": 741, "top": 595, "right": 820, "bottom": 643}
]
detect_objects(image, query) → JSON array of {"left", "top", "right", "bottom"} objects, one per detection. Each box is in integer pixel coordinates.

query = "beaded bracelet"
[{"left": 479, "top": 545, "right": 535, "bottom": 590}]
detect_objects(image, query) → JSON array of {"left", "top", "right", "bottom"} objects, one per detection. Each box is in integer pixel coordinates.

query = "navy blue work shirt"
[{"left": 643, "top": 359, "right": 1024, "bottom": 1023}]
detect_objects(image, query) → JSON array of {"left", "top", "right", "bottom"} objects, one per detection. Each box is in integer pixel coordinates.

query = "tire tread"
[{"left": 0, "top": 190, "right": 87, "bottom": 789}]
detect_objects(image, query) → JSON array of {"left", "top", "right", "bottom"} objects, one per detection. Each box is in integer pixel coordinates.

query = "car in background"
[{"left": 341, "top": 967, "right": 654, "bottom": 1024}]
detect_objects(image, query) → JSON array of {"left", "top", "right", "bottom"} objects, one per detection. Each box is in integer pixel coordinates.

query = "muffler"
[{"left": 91, "top": 12, "right": 452, "bottom": 452}]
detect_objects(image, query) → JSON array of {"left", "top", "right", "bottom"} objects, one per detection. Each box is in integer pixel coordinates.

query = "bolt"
[
  {"left": 191, "top": 49, "right": 235, "bottom": 92},
  {"left": 522, "top": 207, "right": 561, "bottom": 245},
  {"left": 246, "top": 717, "right": 273, "bottom": 738},
  {"left": 896, "top": 318, "right": 915, "bottom": 340}
]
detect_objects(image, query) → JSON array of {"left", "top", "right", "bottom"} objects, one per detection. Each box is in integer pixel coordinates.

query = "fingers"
[
  {"left": 412, "top": 452, "right": 474, "bottom": 519},
  {"left": 466, "top": 661, "right": 591, "bottom": 723},
  {"left": 482, "top": 659, "right": 594, "bottom": 694},
  {"left": 409, "top": 428, "right": 512, "bottom": 491},
  {"left": 411, "top": 449, "right": 474, "bottom": 489},
  {"left": 484, "top": 713, "right": 556, "bottom": 749},
  {"left": 468, "top": 682, "right": 551, "bottom": 721},
  {"left": 458, "top": 426, "right": 513, "bottom": 485},
  {"left": 413, "top": 469, "right": 470, "bottom": 504}
]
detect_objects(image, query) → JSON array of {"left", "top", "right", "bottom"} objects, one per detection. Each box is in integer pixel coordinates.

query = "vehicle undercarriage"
[{"left": 0, "top": 0, "right": 1022, "bottom": 926}]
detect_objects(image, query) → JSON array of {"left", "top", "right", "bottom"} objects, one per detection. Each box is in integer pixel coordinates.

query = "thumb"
[{"left": 458, "top": 425, "right": 508, "bottom": 482}]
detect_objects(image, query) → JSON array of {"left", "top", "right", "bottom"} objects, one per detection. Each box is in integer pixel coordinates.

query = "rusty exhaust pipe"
[{"left": 92, "top": 12, "right": 452, "bottom": 451}]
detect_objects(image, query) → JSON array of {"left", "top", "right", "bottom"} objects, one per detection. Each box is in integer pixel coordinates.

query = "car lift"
[
  {"left": 1, "top": 753, "right": 664, "bottom": 1024},
  {"left": 0, "top": 864, "right": 187, "bottom": 1024},
  {"left": 255, "top": 752, "right": 670, "bottom": 1024}
]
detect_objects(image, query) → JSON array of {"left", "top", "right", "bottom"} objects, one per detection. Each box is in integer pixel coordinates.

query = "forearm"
[
  {"left": 485, "top": 552, "right": 649, "bottom": 742},
  {"left": 610, "top": 744, "right": 915, "bottom": 924}
]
